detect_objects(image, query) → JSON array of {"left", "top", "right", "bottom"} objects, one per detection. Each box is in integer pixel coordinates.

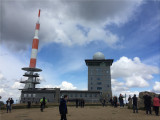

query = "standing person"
[
  {"left": 113, "top": 96, "right": 117, "bottom": 108},
  {"left": 27, "top": 100, "right": 31, "bottom": 108},
  {"left": 10, "top": 98, "right": 14, "bottom": 110},
  {"left": 40, "top": 97, "right": 47, "bottom": 112},
  {"left": 82, "top": 99, "right": 85, "bottom": 108},
  {"left": 128, "top": 95, "right": 131, "bottom": 103},
  {"left": 76, "top": 99, "right": 78, "bottom": 108},
  {"left": 153, "top": 95, "right": 160, "bottom": 116},
  {"left": 80, "top": 99, "right": 83, "bottom": 108},
  {"left": 109, "top": 97, "right": 113, "bottom": 106},
  {"left": 103, "top": 99, "right": 106, "bottom": 107},
  {"left": 119, "top": 94, "right": 124, "bottom": 108},
  {"left": 59, "top": 95, "right": 68, "bottom": 120},
  {"left": 6, "top": 98, "right": 11, "bottom": 113},
  {"left": 132, "top": 94, "right": 138, "bottom": 113},
  {"left": 143, "top": 93, "right": 152, "bottom": 115}
]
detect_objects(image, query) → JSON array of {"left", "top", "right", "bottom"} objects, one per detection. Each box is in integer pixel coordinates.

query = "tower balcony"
[
  {"left": 23, "top": 72, "right": 39, "bottom": 77},
  {"left": 20, "top": 78, "right": 40, "bottom": 84}
]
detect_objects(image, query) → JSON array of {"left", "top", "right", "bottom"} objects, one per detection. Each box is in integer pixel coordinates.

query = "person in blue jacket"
[{"left": 59, "top": 95, "right": 68, "bottom": 120}]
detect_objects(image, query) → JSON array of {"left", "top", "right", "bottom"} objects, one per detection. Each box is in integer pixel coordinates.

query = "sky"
[{"left": 0, "top": 0, "right": 160, "bottom": 102}]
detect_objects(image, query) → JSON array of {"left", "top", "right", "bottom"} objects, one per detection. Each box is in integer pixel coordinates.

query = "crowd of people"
[
  {"left": 1, "top": 93, "right": 160, "bottom": 119},
  {"left": 76, "top": 99, "right": 85, "bottom": 108},
  {"left": 128, "top": 93, "right": 160, "bottom": 116},
  {"left": 109, "top": 94, "right": 124, "bottom": 108},
  {"left": 108, "top": 93, "right": 160, "bottom": 116}
]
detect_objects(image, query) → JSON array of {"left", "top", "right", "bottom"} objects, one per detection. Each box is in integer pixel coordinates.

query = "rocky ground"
[{"left": 0, "top": 106, "right": 159, "bottom": 120}]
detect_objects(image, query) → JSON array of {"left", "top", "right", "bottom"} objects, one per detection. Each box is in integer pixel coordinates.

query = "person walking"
[
  {"left": 153, "top": 95, "right": 160, "bottom": 116},
  {"left": 59, "top": 95, "right": 68, "bottom": 120},
  {"left": 40, "top": 97, "right": 47, "bottom": 112},
  {"left": 132, "top": 94, "right": 138, "bottom": 113},
  {"left": 6, "top": 98, "right": 11, "bottom": 113},
  {"left": 143, "top": 93, "right": 152, "bottom": 115}
]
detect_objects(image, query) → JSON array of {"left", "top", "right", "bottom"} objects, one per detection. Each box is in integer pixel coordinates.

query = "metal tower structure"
[{"left": 20, "top": 9, "right": 42, "bottom": 89}]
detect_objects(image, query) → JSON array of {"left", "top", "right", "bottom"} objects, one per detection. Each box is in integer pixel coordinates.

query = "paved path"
[{"left": 0, "top": 106, "right": 159, "bottom": 120}]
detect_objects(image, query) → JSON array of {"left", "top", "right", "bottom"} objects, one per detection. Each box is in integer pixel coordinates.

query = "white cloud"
[
  {"left": 1, "top": 0, "right": 144, "bottom": 50},
  {"left": 112, "top": 79, "right": 128, "bottom": 92},
  {"left": 111, "top": 56, "right": 159, "bottom": 87},
  {"left": 12, "top": 82, "right": 24, "bottom": 89},
  {"left": 59, "top": 81, "right": 77, "bottom": 90},
  {"left": 0, "top": 88, "right": 5, "bottom": 94},
  {"left": 0, "top": 72, "right": 6, "bottom": 81},
  {"left": 41, "top": 81, "right": 77, "bottom": 90},
  {"left": 153, "top": 81, "right": 160, "bottom": 93}
]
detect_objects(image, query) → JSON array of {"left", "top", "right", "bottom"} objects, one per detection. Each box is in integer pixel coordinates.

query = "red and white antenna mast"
[{"left": 29, "top": 9, "right": 41, "bottom": 68}]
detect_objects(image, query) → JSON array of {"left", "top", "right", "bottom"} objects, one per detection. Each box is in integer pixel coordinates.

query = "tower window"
[
  {"left": 33, "top": 94, "right": 36, "bottom": 97},
  {"left": 106, "top": 70, "right": 109, "bottom": 74},
  {"left": 24, "top": 94, "right": 27, "bottom": 97},
  {"left": 97, "top": 78, "right": 100, "bottom": 80},
  {"left": 28, "top": 94, "right": 31, "bottom": 97},
  {"left": 97, "top": 82, "right": 102, "bottom": 85},
  {"left": 91, "top": 69, "right": 93, "bottom": 75},
  {"left": 97, "top": 87, "right": 102, "bottom": 90},
  {"left": 96, "top": 69, "right": 101, "bottom": 75},
  {"left": 91, "top": 87, "right": 93, "bottom": 90}
]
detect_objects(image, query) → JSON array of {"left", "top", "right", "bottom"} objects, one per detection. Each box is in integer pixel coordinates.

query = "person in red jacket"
[{"left": 153, "top": 95, "right": 160, "bottom": 116}]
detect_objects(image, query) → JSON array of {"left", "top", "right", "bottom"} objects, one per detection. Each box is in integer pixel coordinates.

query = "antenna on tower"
[{"left": 20, "top": 9, "right": 42, "bottom": 90}]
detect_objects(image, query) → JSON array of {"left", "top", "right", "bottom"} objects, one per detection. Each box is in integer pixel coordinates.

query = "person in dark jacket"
[
  {"left": 113, "top": 96, "right": 117, "bottom": 108},
  {"left": 109, "top": 97, "right": 113, "bottom": 106},
  {"left": 128, "top": 95, "right": 131, "bottom": 102},
  {"left": 59, "top": 95, "right": 68, "bottom": 120},
  {"left": 82, "top": 99, "right": 85, "bottom": 108},
  {"left": 132, "top": 94, "right": 138, "bottom": 113},
  {"left": 102, "top": 99, "right": 106, "bottom": 107},
  {"left": 143, "top": 93, "right": 152, "bottom": 114},
  {"left": 6, "top": 98, "right": 11, "bottom": 113},
  {"left": 80, "top": 99, "right": 83, "bottom": 108},
  {"left": 27, "top": 100, "right": 31, "bottom": 108},
  {"left": 10, "top": 98, "right": 14, "bottom": 110},
  {"left": 119, "top": 94, "right": 124, "bottom": 108},
  {"left": 76, "top": 99, "right": 78, "bottom": 108}
]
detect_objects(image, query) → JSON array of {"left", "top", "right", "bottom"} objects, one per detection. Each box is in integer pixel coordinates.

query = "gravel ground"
[{"left": 0, "top": 106, "right": 159, "bottom": 120}]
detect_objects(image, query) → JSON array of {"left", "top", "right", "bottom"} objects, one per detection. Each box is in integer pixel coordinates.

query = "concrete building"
[
  {"left": 19, "top": 52, "right": 113, "bottom": 103},
  {"left": 85, "top": 52, "right": 113, "bottom": 99}
]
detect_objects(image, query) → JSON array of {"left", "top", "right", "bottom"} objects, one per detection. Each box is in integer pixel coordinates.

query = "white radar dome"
[{"left": 93, "top": 52, "right": 105, "bottom": 60}]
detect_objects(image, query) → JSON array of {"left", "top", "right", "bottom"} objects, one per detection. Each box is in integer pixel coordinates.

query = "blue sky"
[{"left": 0, "top": 0, "right": 160, "bottom": 101}]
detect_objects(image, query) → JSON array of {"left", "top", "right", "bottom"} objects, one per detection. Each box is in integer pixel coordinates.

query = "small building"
[{"left": 19, "top": 52, "right": 113, "bottom": 103}]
